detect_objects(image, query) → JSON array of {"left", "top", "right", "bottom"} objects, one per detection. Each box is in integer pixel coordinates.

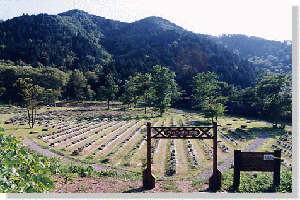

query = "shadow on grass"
[
  {"left": 227, "top": 126, "right": 286, "bottom": 141},
  {"left": 122, "top": 187, "right": 148, "bottom": 193},
  {"left": 248, "top": 127, "right": 287, "bottom": 138},
  {"left": 188, "top": 120, "right": 212, "bottom": 126}
]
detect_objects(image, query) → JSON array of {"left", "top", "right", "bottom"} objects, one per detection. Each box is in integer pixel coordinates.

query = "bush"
[
  {"left": 221, "top": 169, "right": 292, "bottom": 193},
  {"left": 0, "top": 133, "right": 56, "bottom": 192}
]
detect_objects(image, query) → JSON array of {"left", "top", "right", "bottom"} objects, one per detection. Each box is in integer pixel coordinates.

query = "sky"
[{"left": 0, "top": 0, "right": 296, "bottom": 42}]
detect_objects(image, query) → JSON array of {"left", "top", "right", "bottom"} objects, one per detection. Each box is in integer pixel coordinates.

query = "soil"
[{"left": 49, "top": 175, "right": 207, "bottom": 193}]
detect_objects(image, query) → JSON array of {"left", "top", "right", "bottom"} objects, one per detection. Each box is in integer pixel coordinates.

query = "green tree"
[
  {"left": 150, "top": 65, "right": 180, "bottom": 115},
  {"left": 98, "top": 73, "right": 119, "bottom": 109},
  {"left": 13, "top": 78, "right": 39, "bottom": 128},
  {"left": 121, "top": 76, "right": 139, "bottom": 108},
  {"left": 85, "top": 85, "right": 95, "bottom": 101},
  {"left": 254, "top": 73, "right": 291, "bottom": 125},
  {"left": 66, "top": 69, "right": 91, "bottom": 101},
  {"left": 192, "top": 72, "right": 227, "bottom": 123},
  {"left": 42, "top": 89, "right": 61, "bottom": 105},
  {"left": 192, "top": 71, "right": 220, "bottom": 103},
  {"left": 202, "top": 96, "right": 227, "bottom": 123},
  {"left": 136, "top": 72, "right": 152, "bottom": 114}
]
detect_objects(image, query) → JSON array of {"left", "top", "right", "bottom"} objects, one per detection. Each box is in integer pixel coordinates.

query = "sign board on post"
[{"left": 233, "top": 149, "right": 281, "bottom": 190}]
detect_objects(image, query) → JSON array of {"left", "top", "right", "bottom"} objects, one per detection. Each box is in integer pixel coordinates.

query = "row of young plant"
[
  {"left": 62, "top": 120, "right": 114, "bottom": 152},
  {"left": 199, "top": 139, "right": 213, "bottom": 159},
  {"left": 154, "top": 118, "right": 173, "bottom": 177},
  {"left": 121, "top": 119, "right": 161, "bottom": 167},
  {"left": 48, "top": 122, "right": 97, "bottom": 148},
  {"left": 217, "top": 140, "right": 229, "bottom": 153},
  {"left": 220, "top": 130, "right": 238, "bottom": 146},
  {"left": 38, "top": 119, "right": 91, "bottom": 141},
  {"left": 65, "top": 120, "right": 116, "bottom": 150},
  {"left": 165, "top": 139, "right": 176, "bottom": 176},
  {"left": 164, "top": 115, "right": 176, "bottom": 176},
  {"left": 227, "top": 129, "right": 247, "bottom": 141},
  {"left": 272, "top": 142, "right": 292, "bottom": 153},
  {"left": 150, "top": 118, "right": 167, "bottom": 164},
  {"left": 81, "top": 120, "right": 132, "bottom": 156},
  {"left": 185, "top": 140, "right": 198, "bottom": 167},
  {"left": 98, "top": 121, "right": 139, "bottom": 154},
  {"left": 64, "top": 119, "right": 127, "bottom": 155},
  {"left": 105, "top": 121, "right": 145, "bottom": 160}
]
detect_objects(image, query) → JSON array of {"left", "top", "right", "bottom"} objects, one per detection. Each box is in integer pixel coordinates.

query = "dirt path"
[
  {"left": 195, "top": 132, "right": 271, "bottom": 180},
  {"left": 22, "top": 138, "right": 129, "bottom": 174}
]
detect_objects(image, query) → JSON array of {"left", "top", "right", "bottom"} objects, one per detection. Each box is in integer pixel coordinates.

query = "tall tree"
[
  {"left": 150, "top": 65, "right": 180, "bottom": 115},
  {"left": 201, "top": 96, "right": 227, "bottom": 123},
  {"left": 137, "top": 72, "right": 152, "bottom": 114},
  {"left": 192, "top": 71, "right": 220, "bottom": 103},
  {"left": 192, "top": 72, "right": 227, "bottom": 123},
  {"left": 13, "top": 78, "right": 38, "bottom": 128},
  {"left": 98, "top": 73, "right": 119, "bottom": 109},
  {"left": 121, "top": 76, "right": 139, "bottom": 108},
  {"left": 66, "top": 69, "right": 89, "bottom": 101},
  {"left": 254, "top": 73, "right": 291, "bottom": 125}
]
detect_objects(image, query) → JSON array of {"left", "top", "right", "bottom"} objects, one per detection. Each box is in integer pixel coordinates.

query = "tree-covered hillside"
[
  {"left": 210, "top": 34, "right": 292, "bottom": 75},
  {"left": 0, "top": 11, "right": 111, "bottom": 72},
  {"left": 100, "top": 15, "right": 256, "bottom": 91}
]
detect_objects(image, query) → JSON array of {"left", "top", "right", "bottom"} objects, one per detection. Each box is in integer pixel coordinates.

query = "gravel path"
[
  {"left": 195, "top": 132, "right": 271, "bottom": 180},
  {"left": 22, "top": 138, "right": 129, "bottom": 174}
]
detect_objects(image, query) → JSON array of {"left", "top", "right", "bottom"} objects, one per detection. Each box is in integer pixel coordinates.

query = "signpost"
[
  {"left": 233, "top": 149, "right": 281, "bottom": 190},
  {"left": 143, "top": 122, "right": 221, "bottom": 191}
]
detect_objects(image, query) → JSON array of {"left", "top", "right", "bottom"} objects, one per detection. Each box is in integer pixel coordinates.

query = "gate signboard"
[
  {"left": 143, "top": 122, "right": 221, "bottom": 191},
  {"left": 233, "top": 149, "right": 281, "bottom": 190}
]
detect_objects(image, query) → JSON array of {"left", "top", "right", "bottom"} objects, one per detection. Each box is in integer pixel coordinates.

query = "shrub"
[{"left": 0, "top": 133, "right": 56, "bottom": 192}]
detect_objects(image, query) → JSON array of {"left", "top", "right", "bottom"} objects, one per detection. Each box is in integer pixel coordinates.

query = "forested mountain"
[
  {"left": 0, "top": 11, "right": 111, "bottom": 72},
  {"left": 0, "top": 9, "right": 291, "bottom": 96},
  {"left": 210, "top": 34, "right": 292, "bottom": 75}
]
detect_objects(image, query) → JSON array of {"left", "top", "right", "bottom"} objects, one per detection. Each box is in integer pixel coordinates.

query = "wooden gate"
[{"left": 143, "top": 122, "right": 222, "bottom": 191}]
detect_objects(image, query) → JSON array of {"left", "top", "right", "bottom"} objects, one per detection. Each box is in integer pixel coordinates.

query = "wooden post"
[
  {"left": 143, "top": 122, "right": 155, "bottom": 189},
  {"left": 273, "top": 149, "right": 281, "bottom": 187},
  {"left": 209, "top": 122, "right": 222, "bottom": 191},
  {"left": 213, "top": 122, "right": 218, "bottom": 188},
  {"left": 233, "top": 150, "right": 242, "bottom": 190},
  {"left": 147, "top": 122, "right": 151, "bottom": 176}
]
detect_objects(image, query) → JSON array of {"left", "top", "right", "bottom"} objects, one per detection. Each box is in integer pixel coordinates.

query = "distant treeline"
[{"left": 0, "top": 60, "right": 291, "bottom": 124}]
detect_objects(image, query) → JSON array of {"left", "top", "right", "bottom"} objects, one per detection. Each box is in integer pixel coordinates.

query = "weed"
[{"left": 78, "top": 185, "right": 86, "bottom": 191}]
